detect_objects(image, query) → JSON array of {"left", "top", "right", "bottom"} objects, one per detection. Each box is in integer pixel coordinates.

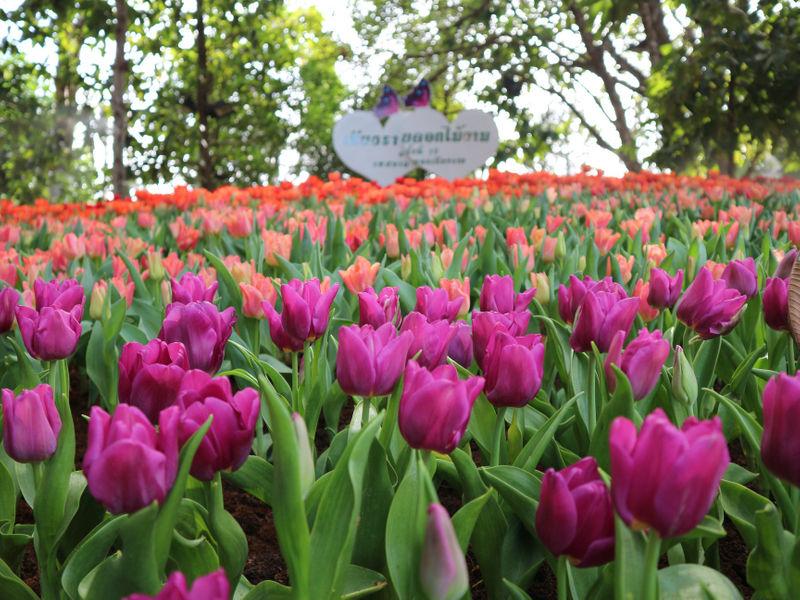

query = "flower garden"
[{"left": 1, "top": 169, "right": 800, "bottom": 599}]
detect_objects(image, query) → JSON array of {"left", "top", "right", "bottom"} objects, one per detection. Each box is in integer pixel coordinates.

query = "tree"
[
  {"left": 112, "top": 0, "right": 129, "bottom": 197},
  {"left": 129, "top": 1, "right": 348, "bottom": 187}
]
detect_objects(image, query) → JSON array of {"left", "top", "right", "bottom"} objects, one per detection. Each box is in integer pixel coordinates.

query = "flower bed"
[{"left": 1, "top": 170, "right": 800, "bottom": 599}]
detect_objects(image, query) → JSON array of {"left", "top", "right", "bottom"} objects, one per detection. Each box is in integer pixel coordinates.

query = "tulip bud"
[
  {"left": 401, "top": 255, "right": 412, "bottom": 280},
  {"left": 578, "top": 256, "right": 586, "bottom": 272},
  {"left": 555, "top": 232, "right": 566, "bottom": 260},
  {"left": 148, "top": 252, "right": 166, "bottom": 282},
  {"left": 89, "top": 281, "right": 109, "bottom": 321},
  {"left": 420, "top": 504, "right": 469, "bottom": 600},
  {"left": 337, "top": 323, "right": 413, "bottom": 397},
  {"left": 0, "top": 287, "right": 20, "bottom": 332},
  {"left": 2, "top": 384, "right": 61, "bottom": 463},
  {"left": 430, "top": 253, "right": 444, "bottom": 282},
  {"left": 774, "top": 248, "right": 798, "bottom": 279},
  {"left": 291, "top": 413, "right": 315, "bottom": 499},
  {"left": 483, "top": 331, "right": 545, "bottom": 407},
  {"left": 721, "top": 258, "right": 758, "bottom": 298},
  {"left": 671, "top": 345, "right": 697, "bottom": 407},
  {"left": 531, "top": 273, "right": 549, "bottom": 305},
  {"left": 763, "top": 277, "right": 789, "bottom": 331}
]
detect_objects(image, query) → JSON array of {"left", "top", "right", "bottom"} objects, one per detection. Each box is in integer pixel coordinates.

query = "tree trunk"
[
  {"left": 195, "top": 0, "right": 214, "bottom": 189},
  {"left": 112, "top": 0, "right": 129, "bottom": 198}
]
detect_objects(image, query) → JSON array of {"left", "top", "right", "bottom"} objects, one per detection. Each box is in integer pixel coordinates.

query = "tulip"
[
  {"left": 239, "top": 274, "right": 279, "bottom": 319},
  {"left": 531, "top": 272, "right": 550, "bottom": 305},
  {"left": 159, "top": 301, "right": 236, "bottom": 373},
  {"left": 763, "top": 277, "right": 789, "bottom": 331},
  {"left": 535, "top": 457, "right": 615, "bottom": 567},
  {"left": 0, "top": 287, "right": 19, "bottom": 332},
  {"left": 170, "top": 272, "right": 218, "bottom": 305},
  {"left": 33, "top": 278, "right": 85, "bottom": 312},
  {"left": 557, "top": 275, "right": 626, "bottom": 324},
  {"left": 632, "top": 279, "right": 659, "bottom": 322},
  {"left": 83, "top": 404, "right": 179, "bottom": 514},
  {"left": 400, "top": 312, "right": 456, "bottom": 369},
  {"left": 610, "top": 409, "right": 729, "bottom": 538},
  {"left": 398, "top": 361, "right": 484, "bottom": 454},
  {"left": 336, "top": 323, "right": 413, "bottom": 397},
  {"left": 89, "top": 280, "right": 109, "bottom": 320},
  {"left": 124, "top": 569, "right": 230, "bottom": 600},
  {"left": 671, "top": 345, "right": 698, "bottom": 407},
  {"left": 482, "top": 331, "right": 544, "bottom": 407},
  {"left": 675, "top": 267, "right": 747, "bottom": 339},
  {"left": 414, "top": 286, "right": 462, "bottom": 322},
  {"left": 471, "top": 309, "right": 531, "bottom": 368},
  {"left": 439, "top": 278, "right": 470, "bottom": 318},
  {"left": 420, "top": 503, "right": 469, "bottom": 600},
  {"left": 2, "top": 384, "right": 61, "bottom": 463},
  {"left": 447, "top": 321, "right": 473, "bottom": 368},
  {"left": 604, "top": 329, "right": 670, "bottom": 400},
  {"left": 358, "top": 286, "right": 401, "bottom": 328},
  {"left": 721, "top": 258, "right": 758, "bottom": 298},
  {"left": 647, "top": 268, "right": 683, "bottom": 309},
  {"left": 569, "top": 288, "right": 639, "bottom": 353},
  {"left": 118, "top": 339, "right": 190, "bottom": 422},
  {"left": 262, "top": 278, "right": 340, "bottom": 352},
  {"left": 479, "top": 274, "right": 536, "bottom": 314},
  {"left": 291, "top": 413, "right": 315, "bottom": 499},
  {"left": 339, "top": 256, "right": 380, "bottom": 295},
  {"left": 774, "top": 248, "right": 798, "bottom": 279},
  {"left": 16, "top": 304, "right": 83, "bottom": 360},
  {"left": 760, "top": 372, "right": 800, "bottom": 487},
  {"left": 176, "top": 370, "right": 260, "bottom": 481}
]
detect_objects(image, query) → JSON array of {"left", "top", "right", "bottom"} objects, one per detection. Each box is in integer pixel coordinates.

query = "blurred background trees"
[{"left": 0, "top": 0, "right": 798, "bottom": 202}]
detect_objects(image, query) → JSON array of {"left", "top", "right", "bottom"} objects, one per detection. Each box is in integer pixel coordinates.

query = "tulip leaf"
[
  {"left": 380, "top": 268, "right": 417, "bottom": 313},
  {"left": 480, "top": 466, "right": 540, "bottom": 532},
  {"left": 205, "top": 475, "right": 248, "bottom": 587},
  {"left": 746, "top": 502, "right": 796, "bottom": 599},
  {"left": 513, "top": 393, "right": 579, "bottom": 472},
  {"left": 613, "top": 515, "right": 646, "bottom": 600},
  {"left": 533, "top": 314, "right": 573, "bottom": 397},
  {"left": 115, "top": 250, "right": 150, "bottom": 301},
  {"left": 692, "top": 336, "right": 721, "bottom": 403},
  {"left": 723, "top": 343, "right": 766, "bottom": 396},
  {"left": 503, "top": 578, "right": 533, "bottom": 600},
  {"left": 705, "top": 390, "right": 762, "bottom": 454},
  {"left": 589, "top": 366, "right": 636, "bottom": 472},
  {"left": 221, "top": 456, "right": 274, "bottom": 505},
  {"left": 203, "top": 250, "right": 244, "bottom": 311},
  {"left": 451, "top": 488, "right": 493, "bottom": 551},
  {"left": 0, "top": 557, "right": 38, "bottom": 600},
  {"left": 719, "top": 480, "right": 771, "bottom": 547},
  {"left": 351, "top": 440, "right": 393, "bottom": 573},
  {"left": 264, "top": 375, "right": 311, "bottom": 598},
  {"left": 657, "top": 564, "right": 742, "bottom": 599},
  {"left": 241, "top": 579, "right": 294, "bottom": 599},
  {"left": 467, "top": 394, "right": 497, "bottom": 457},
  {"left": 61, "top": 515, "right": 126, "bottom": 600},
  {"left": 0, "top": 462, "right": 15, "bottom": 524},
  {"left": 275, "top": 252, "right": 303, "bottom": 281},
  {"left": 339, "top": 564, "right": 388, "bottom": 599},
  {"left": 385, "top": 458, "right": 426, "bottom": 600},
  {"left": 309, "top": 417, "right": 382, "bottom": 599}
]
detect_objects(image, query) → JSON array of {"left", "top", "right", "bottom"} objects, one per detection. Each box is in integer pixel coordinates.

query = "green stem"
[
  {"left": 587, "top": 353, "right": 596, "bottom": 434},
  {"left": 358, "top": 396, "right": 370, "bottom": 430},
  {"left": 557, "top": 555, "right": 569, "bottom": 600},
  {"left": 378, "top": 391, "right": 399, "bottom": 450},
  {"left": 418, "top": 451, "right": 438, "bottom": 502},
  {"left": 793, "top": 488, "right": 800, "bottom": 538},
  {"left": 641, "top": 532, "right": 661, "bottom": 600},
  {"left": 490, "top": 406, "right": 508, "bottom": 467},
  {"left": 291, "top": 351, "right": 300, "bottom": 414},
  {"left": 788, "top": 337, "right": 796, "bottom": 375}
]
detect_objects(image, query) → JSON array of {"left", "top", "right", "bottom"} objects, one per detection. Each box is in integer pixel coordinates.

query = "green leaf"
[
  {"left": 657, "top": 564, "right": 743, "bottom": 599},
  {"left": 588, "top": 366, "right": 636, "bottom": 472},
  {"left": 203, "top": 250, "right": 244, "bottom": 311},
  {"left": 451, "top": 488, "right": 493, "bottom": 551},
  {"left": 385, "top": 459, "right": 426, "bottom": 600},
  {"left": 61, "top": 516, "right": 126, "bottom": 600},
  {"left": 480, "top": 466, "right": 540, "bottom": 532},
  {"left": 613, "top": 516, "right": 646, "bottom": 600},
  {"left": 513, "top": 393, "right": 578, "bottom": 472},
  {"left": 719, "top": 480, "right": 771, "bottom": 547},
  {"left": 0, "top": 557, "right": 38, "bottom": 600},
  {"left": 340, "top": 565, "right": 388, "bottom": 599},
  {"left": 222, "top": 456, "right": 274, "bottom": 505},
  {"left": 242, "top": 580, "right": 293, "bottom": 599},
  {"left": 746, "top": 502, "right": 795, "bottom": 599}
]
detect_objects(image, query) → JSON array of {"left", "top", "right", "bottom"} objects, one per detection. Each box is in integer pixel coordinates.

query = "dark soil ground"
[{"left": 12, "top": 372, "right": 754, "bottom": 598}]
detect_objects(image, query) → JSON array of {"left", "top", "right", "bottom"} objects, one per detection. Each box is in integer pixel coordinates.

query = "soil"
[{"left": 8, "top": 378, "right": 757, "bottom": 599}]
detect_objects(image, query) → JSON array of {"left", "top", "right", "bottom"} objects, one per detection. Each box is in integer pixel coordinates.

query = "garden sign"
[{"left": 332, "top": 107, "right": 499, "bottom": 186}]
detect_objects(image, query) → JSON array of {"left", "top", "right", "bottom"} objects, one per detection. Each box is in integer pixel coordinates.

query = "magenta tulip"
[
  {"left": 774, "top": 249, "right": 798, "bottom": 279},
  {"left": 558, "top": 276, "right": 626, "bottom": 324},
  {"left": 479, "top": 274, "right": 535, "bottom": 313},
  {"left": 0, "top": 287, "right": 19, "bottom": 332},
  {"left": 358, "top": 286, "right": 401, "bottom": 328},
  {"left": 118, "top": 339, "right": 190, "bottom": 422},
  {"left": 414, "top": 286, "right": 462, "bottom": 322},
  {"left": 763, "top": 277, "right": 789, "bottom": 331},
  {"left": 400, "top": 312, "right": 456, "bottom": 368},
  {"left": 482, "top": 331, "right": 544, "bottom": 407},
  {"left": 33, "top": 278, "right": 85, "bottom": 312},
  {"left": 647, "top": 268, "right": 683, "bottom": 309},
  {"left": 398, "top": 360, "right": 484, "bottom": 453},
  {"left": 175, "top": 370, "right": 259, "bottom": 481},
  {"left": 124, "top": 569, "right": 229, "bottom": 600},
  {"left": 604, "top": 328, "right": 670, "bottom": 400},
  {"left": 761, "top": 372, "right": 800, "bottom": 487},
  {"left": 83, "top": 404, "right": 179, "bottom": 514},
  {"left": 420, "top": 503, "right": 469, "bottom": 600},
  {"left": 675, "top": 267, "right": 747, "bottom": 339},
  {"left": 16, "top": 304, "right": 83, "bottom": 360},
  {"left": 336, "top": 323, "right": 413, "bottom": 397},
  {"left": 569, "top": 289, "right": 639, "bottom": 353},
  {"left": 2, "top": 384, "right": 61, "bottom": 462},
  {"left": 721, "top": 258, "right": 758, "bottom": 298},
  {"left": 447, "top": 320, "right": 473, "bottom": 368},
  {"left": 535, "top": 457, "right": 615, "bottom": 567},
  {"left": 170, "top": 272, "right": 218, "bottom": 304},
  {"left": 263, "top": 278, "right": 339, "bottom": 352},
  {"left": 610, "top": 409, "right": 729, "bottom": 538},
  {"left": 471, "top": 309, "right": 531, "bottom": 368},
  {"left": 159, "top": 301, "right": 236, "bottom": 373}
]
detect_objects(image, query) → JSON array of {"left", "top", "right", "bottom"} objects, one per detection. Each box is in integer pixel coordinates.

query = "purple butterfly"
[
  {"left": 374, "top": 85, "right": 400, "bottom": 119},
  {"left": 404, "top": 79, "right": 430, "bottom": 108}
]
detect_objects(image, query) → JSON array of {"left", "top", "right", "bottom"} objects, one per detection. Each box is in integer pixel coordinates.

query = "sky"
[{"left": 1, "top": 0, "right": 634, "bottom": 195}]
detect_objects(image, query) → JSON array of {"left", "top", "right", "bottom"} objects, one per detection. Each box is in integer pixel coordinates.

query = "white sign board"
[{"left": 332, "top": 107, "right": 499, "bottom": 186}]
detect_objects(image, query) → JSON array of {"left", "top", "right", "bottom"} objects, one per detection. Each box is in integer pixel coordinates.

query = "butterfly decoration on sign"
[{"left": 372, "top": 79, "right": 430, "bottom": 119}]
